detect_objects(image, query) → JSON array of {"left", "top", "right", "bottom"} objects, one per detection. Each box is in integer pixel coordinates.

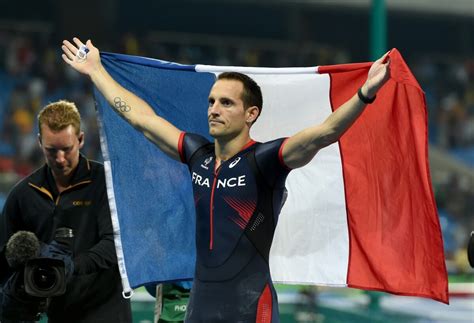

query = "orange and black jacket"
[{"left": 0, "top": 155, "right": 129, "bottom": 319}]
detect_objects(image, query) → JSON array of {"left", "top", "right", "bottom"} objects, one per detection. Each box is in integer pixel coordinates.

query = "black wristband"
[{"left": 357, "top": 87, "right": 376, "bottom": 104}]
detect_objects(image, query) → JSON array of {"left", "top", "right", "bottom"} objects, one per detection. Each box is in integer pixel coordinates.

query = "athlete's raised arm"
[
  {"left": 61, "top": 37, "right": 182, "bottom": 161},
  {"left": 281, "top": 52, "right": 391, "bottom": 169}
]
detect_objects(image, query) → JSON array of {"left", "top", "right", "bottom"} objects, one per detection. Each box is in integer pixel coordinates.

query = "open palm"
[{"left": 61, "top": 38, "right": 101, "bottom": 76}]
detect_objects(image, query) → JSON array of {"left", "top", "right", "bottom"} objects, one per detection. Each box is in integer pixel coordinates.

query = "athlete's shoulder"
[
  {"left": 254, "top": 137, "right": 288, "bottom": 165},
  {"left": 180, "top": 132, "right": 214, "bottom": 165},
  {"left": 253, "top": 137, "right": 291, "bottom": 187},
  {"left": 184, "top": 133, "right": 210, "bottom": 146}
]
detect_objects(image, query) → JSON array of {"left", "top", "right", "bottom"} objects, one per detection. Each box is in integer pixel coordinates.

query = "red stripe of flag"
[{"left": 319, "top": 49, "right": 448, "bottom": 303}]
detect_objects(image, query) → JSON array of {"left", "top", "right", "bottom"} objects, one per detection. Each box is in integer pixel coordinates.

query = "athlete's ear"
[
  {"left": 37, "top": 133, "right": 42, "bottom": 147},
  {"left": 246, "top": 106, "right": 259, "bottom": 123}
]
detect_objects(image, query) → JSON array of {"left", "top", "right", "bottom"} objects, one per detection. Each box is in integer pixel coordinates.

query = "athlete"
[{"left": 61, "top": 37, "right": 390, "bottom": 322}]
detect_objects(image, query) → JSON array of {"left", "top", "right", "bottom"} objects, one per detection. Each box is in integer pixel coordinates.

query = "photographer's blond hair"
[{"left": 38, "top": 100, "right": 81, "bottom": 136}]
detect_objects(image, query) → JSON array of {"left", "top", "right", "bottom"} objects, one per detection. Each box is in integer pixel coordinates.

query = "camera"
[
  {"left": 24, "top": 258, "right": 67, "bottom": 298},
  {"left": 1, "top": 228, "right": 74, "bottom": 321}
]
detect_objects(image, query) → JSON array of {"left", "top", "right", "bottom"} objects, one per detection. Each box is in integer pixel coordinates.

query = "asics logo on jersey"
[{"left": 228, "top": 157, "right": 241, "bottom": 169}]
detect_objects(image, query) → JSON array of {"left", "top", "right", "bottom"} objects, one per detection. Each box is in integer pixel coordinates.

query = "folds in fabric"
[{"left": 94, "top": 49, "right": 448, "bottom": 303}]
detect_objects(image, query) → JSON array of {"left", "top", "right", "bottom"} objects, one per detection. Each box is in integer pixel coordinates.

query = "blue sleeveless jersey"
[{"left": 179, "top": 132, "right": 291, "bottom": 322}]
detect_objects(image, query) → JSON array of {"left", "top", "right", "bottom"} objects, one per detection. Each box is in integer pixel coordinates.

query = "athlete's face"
[
  {"left": 39, "top": 124, "right": 84, "bottom": 181},
  {"left": 208, "top": 79, "right": 252, "bottom": 139}
]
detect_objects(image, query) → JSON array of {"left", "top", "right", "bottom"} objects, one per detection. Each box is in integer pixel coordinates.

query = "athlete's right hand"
[{"left": 61, "top": 37, "right": 101, "bottom": 77}]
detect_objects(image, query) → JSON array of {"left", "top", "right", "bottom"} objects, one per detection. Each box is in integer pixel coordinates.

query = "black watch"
[{"left": 358, "top": 87, "right": 376, "bottom": 104}]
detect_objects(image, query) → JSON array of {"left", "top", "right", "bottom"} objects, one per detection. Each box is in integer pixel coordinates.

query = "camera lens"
[
  {"left": 32, "top": 265, "right": 58, "bottom": 290},
  {"left": 25, "top": 258, "right": 67, "bottom": 297}
]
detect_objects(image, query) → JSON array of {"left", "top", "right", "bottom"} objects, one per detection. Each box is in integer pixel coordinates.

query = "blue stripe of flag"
[{"left": 95, "top": 52, "right": 215, "bottom": 288}]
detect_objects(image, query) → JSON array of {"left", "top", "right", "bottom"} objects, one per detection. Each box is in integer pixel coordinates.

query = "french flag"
[{"left": 94, "top": 49, "right": 448, "bottom": 303}]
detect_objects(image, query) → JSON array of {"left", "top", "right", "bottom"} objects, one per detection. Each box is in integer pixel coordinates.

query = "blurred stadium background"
[{"left": 0, "top": 0, "right": 472, "bottom": 322}]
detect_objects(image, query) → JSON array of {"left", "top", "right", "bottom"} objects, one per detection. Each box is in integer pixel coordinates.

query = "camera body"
[{"left": 1, "top": 228, "right": 74, "bottom": 321}]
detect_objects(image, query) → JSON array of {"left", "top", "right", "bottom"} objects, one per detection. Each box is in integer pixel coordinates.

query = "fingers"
[
  {"left": 73, "top": 37, "right": 85, "bottom": 48},
  {"left": 61, "top": 37, "right": 98, "bottom": 72},
  {"left": 62, "top": 41, "right": 77, "bottom": 61},
  {"left": 381, "top": 50, "right": 392, "bottom": 64},
  {"left": 61, "top": 49, "right": 76, "bottom": 67},
  {"left": 62, "top": 40, "right": 78, "bottom": 55},
  {"left": 61, "top": 43, "right": 75, "bottom": 66},
  {"left": 373, "top": 50, "right": 391, "bottom": 65},
  {"left": 63, "top": 39, "right": 79, "bottom": 54},
  {"left": 61, "top": 53, "right": 73, "bottom": 65},
  {"left": 62, "top": 37, "right": 90, "bottom": 66}
]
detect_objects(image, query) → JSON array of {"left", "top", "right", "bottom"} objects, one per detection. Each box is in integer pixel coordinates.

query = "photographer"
[
  {"left": 1, "top": 229, "right": 74, "bottom": 322},
  {"left": 0, "top": 101, "right": 131, "bottom": 322}
]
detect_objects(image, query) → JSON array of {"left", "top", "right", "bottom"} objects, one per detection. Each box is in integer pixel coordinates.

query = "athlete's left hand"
[{"left": 361, "top": 51, "right": 391, "bottom": 99}]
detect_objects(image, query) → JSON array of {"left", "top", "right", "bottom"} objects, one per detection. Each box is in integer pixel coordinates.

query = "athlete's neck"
[{"left": 214, "top": 133, "right": 252, "bottom": 166}]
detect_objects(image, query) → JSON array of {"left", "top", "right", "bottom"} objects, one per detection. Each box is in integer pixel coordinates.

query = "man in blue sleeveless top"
[{"left": 61, "top": 37, "right": 390, "bottom": 322}]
